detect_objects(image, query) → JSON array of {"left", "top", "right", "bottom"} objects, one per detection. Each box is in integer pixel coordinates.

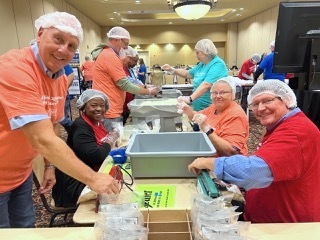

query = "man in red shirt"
[
  {"left": 189, "top": 80, "right": 320, "bottom": 223},
  {"left": 238, "top": 53, "right": 261, "bottom": 80},
  {"left": 119, "top": 46, "right": 141, "bottom": 125}
]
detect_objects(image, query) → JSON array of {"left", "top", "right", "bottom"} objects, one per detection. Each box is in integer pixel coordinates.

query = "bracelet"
[
  {"left": 44, "top": 164, "right": 55, "bottom": 169},
  {"left": 206, "top": 128, "right": 215, "bottom": 136},
  {"left": 189, "top": 96, "right": 193, "bottom": 103}
]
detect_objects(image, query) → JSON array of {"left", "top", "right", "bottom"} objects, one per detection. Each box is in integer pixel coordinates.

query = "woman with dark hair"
[
  {"left": 137, "top": 58, "right": 147, "bottom": 84},
  {"left": 52, "top": 89, "right": 120, "bottom": 208}
]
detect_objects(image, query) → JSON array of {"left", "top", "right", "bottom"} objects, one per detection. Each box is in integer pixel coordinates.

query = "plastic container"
[
  {"left": 109, "top": 148, "right": 127, "bottom": 164},
  {"left": 126, "top": 132, "right": 216, "bottom": 178},
  {"left": 128, "top": 98, "right": 180, "bottom": 132}
]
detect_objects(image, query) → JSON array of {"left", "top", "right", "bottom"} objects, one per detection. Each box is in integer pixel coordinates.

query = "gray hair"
[{"left": 195, "top": 39, "right": 218, "bottom": 57}]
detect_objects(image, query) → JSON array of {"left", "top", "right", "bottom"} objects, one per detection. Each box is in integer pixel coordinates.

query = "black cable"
[{"left": 117, "top": 165, "right": 153, "bottom": 208}]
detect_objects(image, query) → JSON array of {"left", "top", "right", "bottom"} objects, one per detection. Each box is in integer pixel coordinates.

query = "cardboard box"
[{"left": 142, "top": 209, "right": 193, "bottom": 240}]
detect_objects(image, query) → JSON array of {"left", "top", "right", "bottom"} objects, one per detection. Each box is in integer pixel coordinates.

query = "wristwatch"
[{"left": 206, "top": 128, "right": 215, "bottom": 136}]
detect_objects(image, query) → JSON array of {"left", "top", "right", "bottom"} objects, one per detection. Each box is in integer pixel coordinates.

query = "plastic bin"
[
  {"left": 128, "top": 98, "right": 180, "bottom": 132},
  {"left": 135, "top": 89, "right": 182, "bottom": 99},
  {"left": 162, "top": 84, "right": 193, "bottom": 96},
  {"left": 126, "top": 132, "right": 216, "bottom": 178}
]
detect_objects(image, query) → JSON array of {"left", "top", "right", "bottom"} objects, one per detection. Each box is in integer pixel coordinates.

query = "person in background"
[
  {"left": 162, "top": 39, "right": 228, "bottom": 111},
  {"left": 178, "top": 78, "right": 249, "bottom": 156},
  {"left": 188, "top": 80, "right": 320, "bottom": 223},
  {"left": 257, "top": 52, "right": 267, "bottom": 66},
  {"left": 80, "top": 56, "right": 94, "bottom": 90},
  {"left": 92, "top": 26, "right": 157, "bottom": 132},
  {"left": 150, "top": 64, "right": 164, "bottom": 86},
  {"left": 60, "top": 64, "right": 75, "bottom": 134},
  {"left": 137, "top": 58, "right": 147, "bottom": 85},
  {"left": 229, "top": 65, "right": 239, "bottom": 77},
  {"left": 52, "top": 89, "right": 119, "bottom": 208},
  {"left": 254, "top": 41, "right": 286, "bottom": 83},
  {"left": 119, "top": 46, "right": 141, "bottom": 125},
  {"left": 238, "top": 54, "right": 261, "bottom": 80},
  {"left": 0, "top": 12, "right": 120, "bottom": 228}
]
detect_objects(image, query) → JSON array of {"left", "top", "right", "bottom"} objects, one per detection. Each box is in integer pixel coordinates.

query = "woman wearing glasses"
[{"left": 178, "top": 78, "right": 249, "bottom": 156}]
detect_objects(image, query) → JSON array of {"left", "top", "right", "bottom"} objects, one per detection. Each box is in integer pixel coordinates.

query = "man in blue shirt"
[{"left": 254, "top": 41, "right": 286, "bottom": 82}]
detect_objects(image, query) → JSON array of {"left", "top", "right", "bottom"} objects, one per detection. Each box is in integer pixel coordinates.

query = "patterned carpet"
[{"left": 32, "top": 100, "right": 264, "bottom": 227}]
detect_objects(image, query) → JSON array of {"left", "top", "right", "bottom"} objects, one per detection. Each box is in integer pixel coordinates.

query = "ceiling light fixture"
[{"left": 172, "top": 0, "right": 217, "bottom": 20}]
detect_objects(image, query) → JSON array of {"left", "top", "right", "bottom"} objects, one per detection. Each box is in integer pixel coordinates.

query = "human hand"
[
  {"left": 176, "top": 101, "right": 191, "bottom": 114},
  {"left": 105, "top": 130, "right": 120, "bottom": 146},
  {"left": 177, "top": 96, "right": 191, "bottom": 104},
  {"left": 88, "top": 172, "right": 120, "bottom": 194},
  {"left": 192, "top": 113, "right": 211, "bottom": 133},
  {"left": 39, "top": 167, "right": 56, "bottom": 194},
  {"left": 147, "top": 86, "right": 159, "bottom": 95},
  {"left": 188, "top": 157, "right": 214, "bottom": 175},
  {"left": 161, "top": 64, "right": 174, "bottom": 74}
]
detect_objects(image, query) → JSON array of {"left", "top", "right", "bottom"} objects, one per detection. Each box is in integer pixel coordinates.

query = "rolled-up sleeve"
[{"left": 214, "top": 155, "right": 274, "bottom": 190}]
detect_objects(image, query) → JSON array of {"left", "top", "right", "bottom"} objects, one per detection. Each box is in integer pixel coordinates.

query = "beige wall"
[
  {"left": 1, "top": 0, "right": 280, "bottom": 68},
  {"left": 101, "top": 24, "right": 229, "bottom": 68},
  {"left": 236, "top": 6, "right": 279, "bottom": 67},
  {"left": 0, "top": 0, "right": 101, "bottom": 64}
]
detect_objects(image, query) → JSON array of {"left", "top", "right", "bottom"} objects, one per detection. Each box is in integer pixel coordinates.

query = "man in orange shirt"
[
  {"left": 0, "top": 12, "right": 119, "bottom": 228},
  {"left": 178, "top": 78, "right": 249, "bottom": 156},
  {"left": 80, "top": 56, "right": 94, "bottom": 90},
  {"left": 92, "top": 26, "right": 157, "bottom": 131}
]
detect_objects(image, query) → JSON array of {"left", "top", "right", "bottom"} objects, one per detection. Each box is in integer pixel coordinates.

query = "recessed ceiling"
[{"left": 65, "top": 0, "right": 287, "bottom": 26}]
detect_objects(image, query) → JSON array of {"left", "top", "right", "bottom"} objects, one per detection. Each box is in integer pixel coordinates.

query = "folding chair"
[{"left": 32, "top": 155, "right": 77, "bottom": 227}]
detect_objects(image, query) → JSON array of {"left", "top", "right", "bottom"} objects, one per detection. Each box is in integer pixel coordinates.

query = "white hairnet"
[
  {"left": 212, "top": 77, "right": 236, "bottom": 100},
  {"left": 119, "top": 46, "right": 138, "bottom": 59},
  {"left": 247, "top": 80, "right": 297, "bottom": 109},
  {"left": 251, "top": 53, "right": 261, "bottom": 63},
  {"left": 106, "top": 26, "right": 130, "bottom": 39},
  {"left": 35, "top": 12, "right": 83, "bottom": 42},
  {"left": 270, "top": 40, "right": 275, "bottom": 47},
  {"left": 76, "top": 89, "right": 109, "bottom": 110},
  {"left": 195, "top": 39, "right": 218, "bottom": 56}
]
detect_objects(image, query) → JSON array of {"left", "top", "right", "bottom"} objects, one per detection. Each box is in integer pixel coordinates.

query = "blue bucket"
[{"left": 109, "top": 148, "right": 127, "bottom": 164}]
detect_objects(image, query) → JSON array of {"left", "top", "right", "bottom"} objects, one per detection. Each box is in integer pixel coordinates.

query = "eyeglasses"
[
  {"left": 121, "top": 39, "right": 129, "bottom": 46},
  {"left": 210, "top": 91, "right": 231, "bottom": 97},
  {"left": 249, "top": 97, "right": 280, "bottom": 110},
  {"left": 130, "top": 57, "right": 138, "bottom": 64}
]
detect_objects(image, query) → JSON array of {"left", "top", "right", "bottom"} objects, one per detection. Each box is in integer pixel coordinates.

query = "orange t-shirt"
[
  {"left": 80, "top": 60, "right": 94, "bottom": 81},
  {"left": 92, "top": 47, "right": 126, "bottom": 118},
  {"left": 0, "top": 47, "right": 67, "bottom": 193},
  {"left": 200, "top": 101, "right": 249, "bottom": 155}
]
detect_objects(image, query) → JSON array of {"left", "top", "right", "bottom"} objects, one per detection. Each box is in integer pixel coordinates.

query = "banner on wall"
[
  {"left": 68, "top": 67, "right": 81, "bottom": 95},
  {"left": 70, "top": 49, "right": 80, "bottom": 67},
  {"left": 68, "top": 49, "right": 81, "bottom": 95}
]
